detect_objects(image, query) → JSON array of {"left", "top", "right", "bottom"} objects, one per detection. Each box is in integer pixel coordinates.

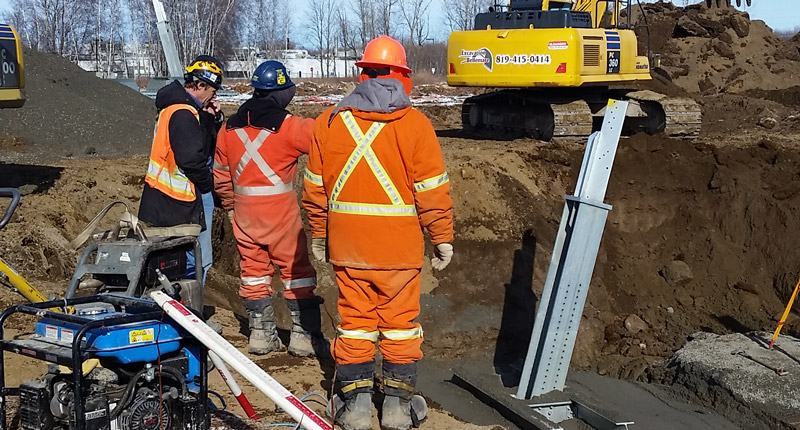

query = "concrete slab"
[
  {"left": 670, "top": 331, "right": 800, "bottom": 428},
  {"left": 419, "top": 355, "right": 743, "bottom": 430}
]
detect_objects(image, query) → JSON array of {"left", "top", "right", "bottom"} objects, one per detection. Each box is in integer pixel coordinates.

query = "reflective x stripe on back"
[
  {"left": 233, "top": 129, "right": 294, "bottom": 196},
  {"left": 329, "top": 111, "right": 416, "bottom": 216}
]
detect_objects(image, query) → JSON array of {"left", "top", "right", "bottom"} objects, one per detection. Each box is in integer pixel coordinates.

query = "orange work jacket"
[
  {"left": 145, "top": 104, "right": 199, "bottom": 202},
  {"left": 302, "top": 105, "right": 453, "bottom": 270},
  {"left": 213, "top": 115, "right": 313, "bottom": 210}
]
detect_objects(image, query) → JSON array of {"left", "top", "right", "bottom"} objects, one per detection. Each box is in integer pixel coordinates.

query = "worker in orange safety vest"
[
  {"left": 214, "top": 60, "right": 329, "bottom": 357},
  {"left": 302, "top": 36, "right": 454, "bottom": 430}
]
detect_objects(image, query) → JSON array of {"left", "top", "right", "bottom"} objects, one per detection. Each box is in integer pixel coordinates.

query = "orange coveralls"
[
  {"left": 302, "top": 105, "right": 453, "bottom": 365},
  {"left": 214, "top": 115, "right": 317, "bottom": 301}
]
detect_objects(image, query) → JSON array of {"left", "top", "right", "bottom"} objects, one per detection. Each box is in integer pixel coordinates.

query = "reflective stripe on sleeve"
[
  {"left": 213, "top": 160, "right": 230, "bottom": 172},
  {"left": 414, "top": 172, "right": 450, "bottom": 192},
  {"left": 304, "top": 168, "right": 323, "bottom": 186}
]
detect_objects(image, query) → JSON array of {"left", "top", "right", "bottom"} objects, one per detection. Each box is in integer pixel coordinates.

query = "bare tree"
[
  {"left": 162, "top": 0, "right": 237, "bottom": 66},
  {"left": 399, "top": 0, "right": 431, "bottom": 45},
  {"left": 444, "top": 0, "right": 486, "bottom": 31},
  {"left": 4, "top": 0, "right": 95, "bottom": 55},
  {"left": 351, "top": 0, "right": 376, "bottom": 47},
  {"left": 375, "top": 0, "right": 397, "bottom": 36},
  {"left": 236, "top": 0, "right": 292, "bottom": 60},
  {"left": 338, "top": 9, "right": 360, "bottom": 75},
  {"left": 308, "top": 0, "right": 339, "bottom": 76}
]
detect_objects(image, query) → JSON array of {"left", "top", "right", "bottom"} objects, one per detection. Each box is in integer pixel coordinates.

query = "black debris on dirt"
[{"left": 0, "top": 48, "right": 155, "bottom": 161}]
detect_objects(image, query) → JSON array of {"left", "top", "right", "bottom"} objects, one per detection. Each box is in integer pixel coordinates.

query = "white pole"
[{"left": 151, "top": 291, "right": 332, "bottom": 430}]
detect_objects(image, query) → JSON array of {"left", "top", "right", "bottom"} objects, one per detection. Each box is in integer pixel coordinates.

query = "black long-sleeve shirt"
[{"left": 139, "top": 80, "right": 220, "bottom": 228}]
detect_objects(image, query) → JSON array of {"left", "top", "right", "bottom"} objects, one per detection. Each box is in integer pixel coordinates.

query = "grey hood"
[{"left": 330, "top": 78, "right": 411, "bottom": 122}]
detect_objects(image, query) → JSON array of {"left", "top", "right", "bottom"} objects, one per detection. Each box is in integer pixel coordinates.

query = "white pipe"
[{"left": 151, "top": 291, "right": 332, "bottom": 430}]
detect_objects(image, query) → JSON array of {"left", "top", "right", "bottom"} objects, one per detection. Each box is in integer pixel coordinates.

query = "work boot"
[
  {"left": 380, "top": 361, "right": 428, "bottom": 430},
  {"left": 329, "top": 361, "right": 375, "bottom": 430},
  {"left": 243, "top": 298, "right": 283, "bottom": 355},
  {"left": 286, "top": 297, "right": 331, "bottom": 357}
]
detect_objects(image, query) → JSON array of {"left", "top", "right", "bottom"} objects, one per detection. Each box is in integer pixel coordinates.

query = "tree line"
[{"left": 2, "top": 0, "right": 488, "bottom": 77}]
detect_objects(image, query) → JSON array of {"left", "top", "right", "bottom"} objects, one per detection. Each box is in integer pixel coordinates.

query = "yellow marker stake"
[{"left": 770, "top": 275, "right": 800, "bottom": 349}]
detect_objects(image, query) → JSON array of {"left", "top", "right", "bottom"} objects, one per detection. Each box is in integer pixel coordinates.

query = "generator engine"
[{"left": 0, "top": 296, "right": 207, "bottom": 430}]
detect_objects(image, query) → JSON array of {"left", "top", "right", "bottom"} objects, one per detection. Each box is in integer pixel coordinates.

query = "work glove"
[
  {"left": 227, "top": 210, "right": 234, "bottom": 225},
  {"left": 311, "top": 238, "right": 327, "bottom": 262},
  {"left": 431, "top": 243, "right": 454, "bottom": 271}
]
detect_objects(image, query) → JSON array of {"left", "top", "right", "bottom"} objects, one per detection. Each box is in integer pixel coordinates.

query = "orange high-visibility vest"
[{"left": 145, "top": 104, "right": 200, "bottom": 202}]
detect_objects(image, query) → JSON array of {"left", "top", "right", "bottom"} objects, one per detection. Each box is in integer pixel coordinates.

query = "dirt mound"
[
  {"left": 0, "top": 49, "right": 155, "bottom": 162},
  {"left": 629, "top": 3, "right": 800, "bottom": 94}
]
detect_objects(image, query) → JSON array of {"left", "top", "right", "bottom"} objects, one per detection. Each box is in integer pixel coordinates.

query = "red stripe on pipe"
[{"left": 236, "top": 393, "right": 259, "bottom": 420}]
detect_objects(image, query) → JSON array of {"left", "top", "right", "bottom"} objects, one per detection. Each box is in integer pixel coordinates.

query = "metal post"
[
  {"left": 517, "top": 100, "right": 629, "bottom": 399},
  {"left": 152, "top": 0, "right": 183, "bottom": 79}
]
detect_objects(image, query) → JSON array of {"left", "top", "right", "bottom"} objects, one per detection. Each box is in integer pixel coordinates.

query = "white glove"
[
  {"left": 227, "top": 210, "right": 234, "bottom": 225},
  {"left": 431, "top": 243, "right": 453, "bottom": 271},
  {"left": 311, "top": 237, "right": 327, "bottom": 262}
]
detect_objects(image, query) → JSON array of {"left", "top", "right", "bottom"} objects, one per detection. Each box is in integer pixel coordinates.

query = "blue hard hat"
[{"left": 250, "top": 60, "right": 294, "bottom": 90}]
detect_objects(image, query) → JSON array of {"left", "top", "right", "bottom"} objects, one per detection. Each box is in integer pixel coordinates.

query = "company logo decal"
[{"left": 460, "top": 48, "right": 493, "bottom": 71}]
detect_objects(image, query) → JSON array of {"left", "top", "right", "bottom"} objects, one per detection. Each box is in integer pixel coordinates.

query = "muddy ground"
[
  {"left": 2, "top": 2, "right": 800, "bottom": 429},
  {"left": 3, "top": 99, "right": 800, "bottom": 429}
]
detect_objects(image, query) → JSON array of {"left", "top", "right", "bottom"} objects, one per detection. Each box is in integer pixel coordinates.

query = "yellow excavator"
[
  {"left": 447, "top": 0, "right": 702, "bottom": 140},
  {"left": 0, "top": 23, "right": 24, "bottom": 108}
]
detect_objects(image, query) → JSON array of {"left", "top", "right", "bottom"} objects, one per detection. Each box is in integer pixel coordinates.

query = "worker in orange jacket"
[
  {"left": 302, "top": 36, "right": 454, "bottom": 430},
  {"left": 214, "top": 60, "right": 329, "bottom": 357}
]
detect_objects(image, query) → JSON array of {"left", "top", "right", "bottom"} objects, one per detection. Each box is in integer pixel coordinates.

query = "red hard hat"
[{"left": 355, "top": 35, "right": 412, "bottom": 73}]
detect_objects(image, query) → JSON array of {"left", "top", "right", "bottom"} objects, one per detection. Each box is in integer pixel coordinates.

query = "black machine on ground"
[
  {"left": 0, "top": 294, "right": 209, "bottom": 430},
  {"left": 64, "top": 201, "right": 204, "bottom": 311}
]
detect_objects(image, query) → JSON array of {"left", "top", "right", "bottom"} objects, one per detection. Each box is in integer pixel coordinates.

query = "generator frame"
[{"left": 0, "top": 294, "right": 209, "bottom": 430}]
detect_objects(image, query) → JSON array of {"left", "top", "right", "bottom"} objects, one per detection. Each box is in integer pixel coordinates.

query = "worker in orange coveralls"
[
  {"left": 214, "top": 60, "right": 329, "bottom": 357},
  {"left": 302, "top": 35, "right": 454, "bottom": 430}
]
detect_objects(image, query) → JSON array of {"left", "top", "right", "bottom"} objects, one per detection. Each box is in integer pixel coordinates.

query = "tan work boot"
[
  {"left": 243, "top": 298, "right": 283, "bottom": 355},
  {"left": 381, "top": 361, "right": 427, "bottom": 430},
  {"left": 287, "top": 297, "right": 331, "bottom": 357},
  {"left": 329, "top": 361, "right": 375, "bottom": 430}
]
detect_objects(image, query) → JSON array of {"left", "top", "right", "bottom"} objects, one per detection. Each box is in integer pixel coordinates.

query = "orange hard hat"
[{"left": 355, "top": 35, "right": 412, "bottom": 73}]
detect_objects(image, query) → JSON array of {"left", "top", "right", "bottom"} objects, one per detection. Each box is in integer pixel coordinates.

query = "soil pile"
[
  {"left": 0, "top": 48, "right": 155, "bottom": 161},
  {"left": 630, "top": 2, "right": 800, "bottom": 93}
]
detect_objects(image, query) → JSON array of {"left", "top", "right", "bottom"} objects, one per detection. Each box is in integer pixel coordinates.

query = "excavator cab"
[{"left": 0, "top": 24, "right": 24, "bottom": 108}]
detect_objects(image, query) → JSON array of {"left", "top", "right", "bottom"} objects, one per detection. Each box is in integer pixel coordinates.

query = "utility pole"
[{"left": 152, "top": 0, "right": 183, "bottom": 79}]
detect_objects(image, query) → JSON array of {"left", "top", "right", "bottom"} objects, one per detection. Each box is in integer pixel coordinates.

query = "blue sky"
[{"left": 0, "top": 0, "right": 795, "bottom": 44}]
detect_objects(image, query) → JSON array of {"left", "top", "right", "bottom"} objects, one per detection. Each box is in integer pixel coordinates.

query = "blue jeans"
[{"left": 186, "top": 192, "right": 214, "bottom": 285}]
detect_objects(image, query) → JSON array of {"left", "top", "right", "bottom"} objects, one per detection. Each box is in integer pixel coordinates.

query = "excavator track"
[
  {"left": 461, "top": 89, "right": 702, "bottom": 141},
  {"left": 624, "top": 90, "right": 703, "bottom": 139}
]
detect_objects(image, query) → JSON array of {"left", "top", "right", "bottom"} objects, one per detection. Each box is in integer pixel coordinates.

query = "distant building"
[
  {"left": 73, "top": 44, "right": 359, "bottom": 80},
  {"left": 227, "top": 49, "right": 359, "bottom": 79}
]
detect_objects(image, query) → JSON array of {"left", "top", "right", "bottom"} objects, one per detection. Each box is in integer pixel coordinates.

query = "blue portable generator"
[{"left": 0, "top": 294, "right": 208, "bottom": 430}]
